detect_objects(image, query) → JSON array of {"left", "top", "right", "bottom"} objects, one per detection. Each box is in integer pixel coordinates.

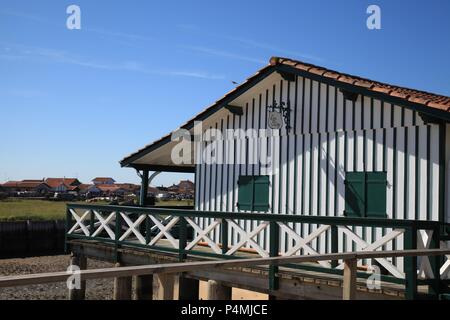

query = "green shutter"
[
  {"left": 345, "top": 171, "right": 387, "bottom": 218},
  {"left": 253, "top": 176, "right": 270, "bottom": 212},
  {"left": 237, "top": 175, "right": 270, "bottom": 212},
  {"left": 366, "top": 172, "right": 387, "bottom": 218},
  {"left": 345, "top": 172, "right": 365, "bottom": 217},
  {"left": 237, "top": 176, "right": 253, "bottom": 211}
]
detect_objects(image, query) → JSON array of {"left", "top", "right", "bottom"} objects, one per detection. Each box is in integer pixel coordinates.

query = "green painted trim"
[{"left": 67, "top": 204, "right": 443, "bottom": 228}]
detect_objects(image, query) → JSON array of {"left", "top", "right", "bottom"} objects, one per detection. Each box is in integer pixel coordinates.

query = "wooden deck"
[{"left": 68, "top": 238, "right": 413, "bottom": 300}]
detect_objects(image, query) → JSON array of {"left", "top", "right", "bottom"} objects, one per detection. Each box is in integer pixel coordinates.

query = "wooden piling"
[
  {"left": 135, "top": 274, "right": 153, "bottom": 300},
  {"left": 113, "top": 263, "right": 132, "bottom": 300},
  {"left": 206, "top": 280, "right": 232, "bottom": 300},
  {"left": 153, "top": 274, "right": 175, "bottom": 300},
  {"left": 343, "top": 258, "right": 357, "bottom": 300},
  {"left": 68, "top": 253, "right": 86, "bottom": 300}
]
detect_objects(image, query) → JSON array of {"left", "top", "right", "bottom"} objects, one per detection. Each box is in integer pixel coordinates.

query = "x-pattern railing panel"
[
  {"left": 68, "top": 209, "right": 90, "bottom": 236},
  {"left": 148, "top": 215, "right": 180, "bottom": 249},
  {"left": 119, "top": 212, "right": 147, "bottom": 244},
  {"left": 91, "top": 211, "right": 116, "bottom": 240},
  {"left": 185, "top": 217, "right": 222, "bottom": 254},
  {"left": 278, "top": 222, "right": 331, "bottom": 267},
  {"left": 336, "top": 226, "right": 405, "bottom": 279},
  {"left": 225, "top": 219, "right": 269, "bottom": 258}
]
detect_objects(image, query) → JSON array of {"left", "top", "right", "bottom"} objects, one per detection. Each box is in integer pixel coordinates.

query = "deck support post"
[
  {"left": 68, "top": 253, "right": 86, "bottom": 300},
  {"left": 139, "top": 169, "right": 149, "bottom": 206},
  {"left": 135, "top": 275, "right": 153, "bottom": 300},
  {"left": 342, "top": 258, "right": 357, "bottom": 300},
  {"left": 176, "top": 275, "right": 199, "bottom": 300},
  {"left": 154, "top": 273, "right": 175, "bottom": 300},
  {"left": 113, "top": 263, "right": 132, "bottom": 300},
  {"left": 206, "top": 280, "right": 232, "bottom": 300}
]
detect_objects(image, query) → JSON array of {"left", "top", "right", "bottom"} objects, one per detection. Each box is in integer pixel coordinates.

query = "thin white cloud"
[
  {"left": 177, "top": 25, "right": 324, "bottom": 63},
  {"left": 181, "top": 45, "right": 266, "bottom": 64},
  {"left": 0, "top": 43, "right": 225, "bottom": 80},
  {"left": 0, "top": 9, "right": 154, "bottom": 46}
]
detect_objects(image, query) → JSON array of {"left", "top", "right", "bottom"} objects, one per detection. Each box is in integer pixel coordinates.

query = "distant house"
[
  {"left": 178, "top": 180, "right": 195, "bottom": 195},
  {"left": 92, "top": 177, "right": 116, "bottom": 185},
  {"left": 1, "top": 180, "right": 51, "bottom": 195},
  {"left": 167, "top": 184, "right": 179, "bottom": 193},
  {"left": 97, "top": 184, "right": 126, "bottom": 196},
  {"left": 45, "top": 178, "right": 82, "bottom": 193},
  {"left": 115, "top": 183, "right": 140, "bottom": 194}
]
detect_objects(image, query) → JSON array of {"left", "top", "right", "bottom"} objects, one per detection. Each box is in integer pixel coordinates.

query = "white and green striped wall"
[{"left": 193, "top": 73, "right": 448, "bottom": 269}]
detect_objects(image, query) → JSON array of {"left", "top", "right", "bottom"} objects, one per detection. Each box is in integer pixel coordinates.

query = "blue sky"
[{"left": 1, "top": 0, "right": 449, "bottom": 186}]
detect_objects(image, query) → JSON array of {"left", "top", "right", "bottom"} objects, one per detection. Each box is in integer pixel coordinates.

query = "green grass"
[
  {"left": 0, "top": 198, "right": 194, "bottom": 221},
  {"left": 0, "top": 198, "right": 76, "bottom": 221}
]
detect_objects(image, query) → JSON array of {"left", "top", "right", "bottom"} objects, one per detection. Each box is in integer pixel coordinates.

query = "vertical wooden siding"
[{"left": 194, "top": 74, "right": 443, "bottom": 267}]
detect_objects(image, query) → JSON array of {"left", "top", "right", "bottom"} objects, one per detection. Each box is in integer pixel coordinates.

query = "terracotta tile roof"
[
  {"left": 92, "top": 177, "right": 116, "bottom": 182},
  {"left": 96, "top": 184, "right": 123, "bottom": 192},
  {"left": 270, "top": 56, "right": 450, "bottom": 112},
  {"left": 1, "top": 180, "right": 48, "bottom": 188},
  {"left": 45, "top": 178, "right": 79, "bottom": 188}
]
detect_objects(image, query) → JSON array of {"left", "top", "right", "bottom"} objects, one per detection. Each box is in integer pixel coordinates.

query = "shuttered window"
[
  {"left": 237, "top": 176, "right": 270, "bottom": 212},
  {"left": 344, "top": 172, "right": 387, "bottom": 218}
]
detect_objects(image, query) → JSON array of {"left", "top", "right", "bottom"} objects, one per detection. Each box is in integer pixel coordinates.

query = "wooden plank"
[
  {"left": 154, "top": 274, "right": 175, "bottom": 300},
  {"left": 343, "top": 258, "right": 357, "bottom": 300},
  {"left": 206, "top": 280, "right": 232, "bottom": 300},
  {"left": 113, "top": 263, "right": 132, "bottom": 300},
  {"left": 68, "top": 254, "right": 86, "bottom": 300},
  {"left": 1, "top": 249, "right": 449, "bottom": 288}
]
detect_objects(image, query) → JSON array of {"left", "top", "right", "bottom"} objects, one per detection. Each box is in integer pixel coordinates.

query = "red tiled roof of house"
[
  {"left": 1, "top": 181, "right": 48, "bottom": 188},
  {"left": 270, "top": 56, "right": 450, "bottom": 112},
  {"left": 96, "top": 184, "right": 122, "bottom": 192},
  {"left": 92, "top": 177, "right": 116, "bottom": 182},
  {"left": 45, "top": 178, "right": 79, "bottom": 188}
]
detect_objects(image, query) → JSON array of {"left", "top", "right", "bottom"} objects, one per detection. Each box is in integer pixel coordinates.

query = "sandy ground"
[{"left": 0, "top": 255, "right": 267, "bottom": 300}]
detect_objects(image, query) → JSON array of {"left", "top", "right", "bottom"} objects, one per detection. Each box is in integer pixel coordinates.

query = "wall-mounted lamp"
[{"left": 267, "top": 101, "right": 291, "bottom": 132}]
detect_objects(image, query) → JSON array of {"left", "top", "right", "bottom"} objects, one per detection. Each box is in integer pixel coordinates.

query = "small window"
[
  {"left": 237, "top": 176, "right": 270, "bottom": 212},
  {"left": 344, "top": 172, "right": 387, "bottom": 218}
]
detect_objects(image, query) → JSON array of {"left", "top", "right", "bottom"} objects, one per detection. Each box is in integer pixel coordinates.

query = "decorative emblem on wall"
[{"left": 267, "top": 101, "right": 291, "bottom": 132}]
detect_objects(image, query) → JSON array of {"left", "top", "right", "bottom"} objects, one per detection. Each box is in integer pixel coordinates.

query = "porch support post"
[
  {"left": 154, "top": 274, "right": 175, "bottom": 300},
  {"left": 177, "top": 275, "right": 199, "bottom": 300},
  {"left": 113, "top": 263, "right": 132, "bottom": 300},
  {"left": 68, "top": 253, "right": 87, "bottom": 300},
  {"left": 135, "top": 275, "right": 153, "bottom": 300},
  {"left": 206, "top": 280, "right": 232, "bottom": 300},
  {"left": 342, "top": 258, "right": 357, "bottom": 300},
  {"left": 140, "top": 169, "right": 149, "bottom": 206}
]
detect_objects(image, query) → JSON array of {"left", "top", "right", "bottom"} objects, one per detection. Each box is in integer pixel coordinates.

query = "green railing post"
[
  {"left": 428, "top": 225, "right": 441, "bottom": 298},
  {"left": 221, "top": 219, "right": 229, "bottom": 255},
  {"left": 114, "top": 211, "right": 122, "bottom": 263},
  {"left": 89, "top": 210, "right": 95, "bottom": 235},
  {"left": 331, "top": 225, "right": 339, "bottom": 268},
  {"left": 178, "top": 217, "right": 187, "bottom": 261},
  {"left": 404, "top": 225, "right": 418, "bottom": 300},
  {"left": 64, "top": 206, "right": 71, "bottom": 253},
  {"left": 145, "top": 214, "right": 151, "bottom": 245},
  {"left": 269, "top": 221, "right": 280, "bottom": 291}
]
